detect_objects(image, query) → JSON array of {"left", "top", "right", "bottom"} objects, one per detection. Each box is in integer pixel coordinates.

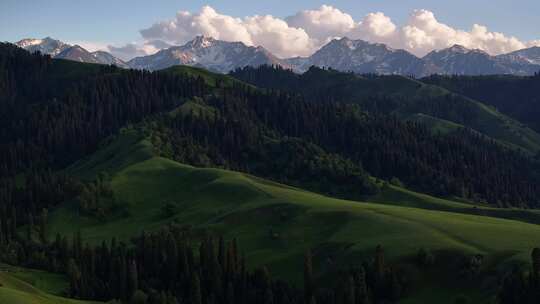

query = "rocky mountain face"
[
  {"left": 497, "top": 47, "right": 540, "bottom": 67},
  {"left": 288, "top": 39, "right": 540, "bottom": 76},
  {"left": 422, "top": 45, "right": 507, "bottom": 75},
  {"left": 287, "top": 37, "right": 434, "bottom": 75},
  {"left": 128, "top": 36, "right": 290, "bottom": 72},
  {"left": 16, "top": 37, "right": 128, "bottom": 68},
  {"left": 422, "top": 45, "right": 539, "bottom": 76}
]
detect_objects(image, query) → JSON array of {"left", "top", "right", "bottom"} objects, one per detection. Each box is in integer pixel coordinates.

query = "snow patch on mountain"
[
  {"left": 288, "top": 37, "right": 430, "bottom": 75},
  {"left": 498, "top": 47, "right": 540, "bottom": 66}
]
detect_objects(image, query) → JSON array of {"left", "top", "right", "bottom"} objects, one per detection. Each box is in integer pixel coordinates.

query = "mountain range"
[
  {"left": 15, "top": 36, "right": 540, "bottom": 76},
  {"left": 15, "top": 37, "right": 129, "bottom": 68},
  {"left": 288, "top": 37, "right": 540, "bottom": 76}
]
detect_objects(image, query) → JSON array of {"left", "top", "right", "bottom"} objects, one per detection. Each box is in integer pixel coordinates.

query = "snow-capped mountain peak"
[
  {"left": 128, "top": 36, "right": 290, "bottom": 72},
  {"left": 16, "top": 38, "right": 45, "bottom": 48},
  {"left": 55, "top": 45, "right": 100, "bottom": 63},
  {"left": 188, "top": 35, "right": 216, "bottom": 49},
  {"left": 428, "top": 45, "right": 491, "bottom": 58},
  {"left": 335, "top": 37, "right": 357, "bottom": 50},
  {"left": 15, "top": 37, "right": 70, "bottom": 56},
  {"left": 446, "top": 44, "right": 470, "bottom": 53},
  {"left": 288, "top": 37, "right": 426, "bottom": 75},
  {"left": 15, "top": 37, "right": 128, "bottom": 68}
]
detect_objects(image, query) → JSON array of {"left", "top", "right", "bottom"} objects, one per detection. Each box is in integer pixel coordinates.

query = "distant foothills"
[{"left": 14, "top": 36, "right": 540, "bottom": 76}]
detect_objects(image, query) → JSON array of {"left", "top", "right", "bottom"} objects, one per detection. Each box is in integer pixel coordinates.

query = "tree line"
[
  {"left": 3, "top": 218, "right": 539, "bottom": 304},
  {"left": 2, "top": 222, "right": 410, "bottom": 304}
]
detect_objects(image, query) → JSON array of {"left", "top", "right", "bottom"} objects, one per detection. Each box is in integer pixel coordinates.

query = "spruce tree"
[
  {"left": 304, "top": 250, "right": 314, "bottom": 304},
  {"left": 346, "top": 276, "right": 356, "bottom": 304},
  {"left": 191, "top": 272, "right": 202, "bottom": 304},
  {"left": 128, "top": 260, "right": 139, "bottom": 299},
  {"left": 375, "top": 245, "right": 385, "bottom": 278},
  {"left": 27, "top": 214, "right": 34, "bottom": 241},
  {"left": 39, "top": 208, "right": 48, "bottom": 243}
]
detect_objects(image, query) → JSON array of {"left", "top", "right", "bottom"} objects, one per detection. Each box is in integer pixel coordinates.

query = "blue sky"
[
  {"left": 2, "top": 0, "right": 539, "bottom": 59},
  {"left": 2, "top": 0, "right": 539, "bottom": 43}
]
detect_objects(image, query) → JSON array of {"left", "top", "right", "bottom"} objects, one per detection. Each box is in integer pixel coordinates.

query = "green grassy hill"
[
  {"left": 0, "top": 265, "right": 100, "bottom": 304},
  {"left": 56, "top": 154, "right": 540, "bottom": 263},
  {"left": 371, "top": 183, "right": 540, "bottom": 225},
  {"left": 41, "top": 131, "right": 540, "bottom": 303}
]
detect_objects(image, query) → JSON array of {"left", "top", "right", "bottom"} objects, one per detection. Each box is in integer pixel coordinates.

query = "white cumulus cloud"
[
  {"left": 285, "top": 5, "right": 355, "bottom": 41},
  {"left": 107, "top": 40, "right": 169, "bottom": 60},
  {"left": 351, "top": 12, "right": 397, "bottom": 44},
  {"left": 243, "top": 15, "right": 314, "bottom": 57},
  {"left": 109, "top": 5, "right": 539, "bottom": 59},
  {"left": 138, "top": 5, "right": 314, "bottom": 58}
]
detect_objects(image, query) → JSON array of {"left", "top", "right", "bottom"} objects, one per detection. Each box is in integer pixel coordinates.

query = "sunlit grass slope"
[
  {"left": 47, "top": 132, "right": 540, "bottom": 286},
  {"left": 0, "top": 265, "right": 100, "bottom": 304}
]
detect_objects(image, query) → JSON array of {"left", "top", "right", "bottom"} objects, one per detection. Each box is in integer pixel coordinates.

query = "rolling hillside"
[
  {"left": 41, "top": 130, "right": 540, "bottom": 303},
  {"left": 0, "top": 266, "right": 100, "bottom": 304}
]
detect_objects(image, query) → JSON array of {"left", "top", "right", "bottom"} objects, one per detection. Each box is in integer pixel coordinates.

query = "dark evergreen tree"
[{"left": 304, "top": 250, "right": 314, "bottom": 304}]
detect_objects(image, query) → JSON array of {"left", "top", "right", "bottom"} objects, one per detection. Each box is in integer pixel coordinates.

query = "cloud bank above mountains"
[{"left": 104, "top": 5, "right": 540, "bottom": 60}]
